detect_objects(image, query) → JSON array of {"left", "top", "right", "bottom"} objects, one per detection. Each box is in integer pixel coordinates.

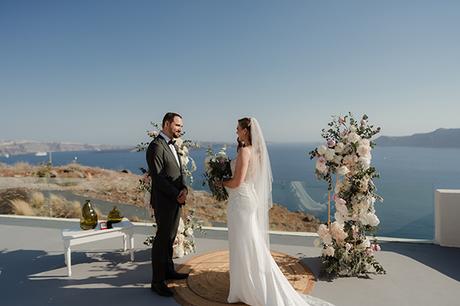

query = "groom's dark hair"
[{"left": 162, "top": 112, "right": 182, "bottom": 127}]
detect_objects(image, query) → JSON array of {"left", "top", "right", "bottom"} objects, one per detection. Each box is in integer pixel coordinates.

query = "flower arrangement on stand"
[
  {"left": 309, "top": 113, "right": 386, "bottom": 277},
  {"left": 202, "top": 146, "right": 232, "bottom": 201},
  {"left": 139, "top": 122, "right": 201, "bottom": 258},
  {"left": 144, "top": 208, "right": 203, "bottom": 258}
]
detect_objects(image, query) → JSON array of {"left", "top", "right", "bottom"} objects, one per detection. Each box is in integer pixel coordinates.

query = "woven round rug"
[{"left": 167, "top": 250, "right": 315, "bottom": 306}]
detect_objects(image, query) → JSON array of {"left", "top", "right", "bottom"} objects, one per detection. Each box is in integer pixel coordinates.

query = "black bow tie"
[{"left": 168, "top": 139, "right": 176, "bottom": 145}]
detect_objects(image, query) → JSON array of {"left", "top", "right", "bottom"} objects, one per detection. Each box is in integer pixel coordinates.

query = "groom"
[{"left": 146, "top": 112, "right": 189, "bottom": 297}]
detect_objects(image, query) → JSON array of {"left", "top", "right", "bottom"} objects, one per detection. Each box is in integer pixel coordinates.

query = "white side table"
[{"left": 61, "top": 218, "right": 134, "bottom": 276}]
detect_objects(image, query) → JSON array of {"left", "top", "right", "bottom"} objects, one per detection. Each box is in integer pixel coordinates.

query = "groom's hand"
[{"left": 177, "top": 189, "right": 187, "bottom": 205}]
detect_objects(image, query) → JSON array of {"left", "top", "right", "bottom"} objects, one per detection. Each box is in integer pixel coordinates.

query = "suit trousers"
[{"left": 151, "top": 203, "right": 181, "bottom": 282}]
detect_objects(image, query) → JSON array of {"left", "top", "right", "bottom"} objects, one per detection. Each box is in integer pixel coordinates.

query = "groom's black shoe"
[
  {"left": 150, "top": 281, "right": 173, "bottom": 297},
  {"left": 166, "top": 271, "right": 189, "bottom": 280}
]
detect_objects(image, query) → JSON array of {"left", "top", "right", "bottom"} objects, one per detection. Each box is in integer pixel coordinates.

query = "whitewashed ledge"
[
  {"left": 0, "top": 214, "right": 432, "bottom": 245},
  {"left": 435, "top": 189, "right": 460, "bottom": 247}
]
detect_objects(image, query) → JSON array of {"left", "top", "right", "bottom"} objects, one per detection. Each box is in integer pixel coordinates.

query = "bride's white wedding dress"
[{"left": 226, "top": 149, "right": 333, "bottom": 306}]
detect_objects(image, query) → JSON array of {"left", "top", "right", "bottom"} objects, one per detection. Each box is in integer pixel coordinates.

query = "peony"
[
  {"left": 317, "top": 145, "right": 328, "bottom": 155},
  {"left": 337, "top": 165, "right": 350, "bottom": 176},
  {"left": 323, "top": 246, "right": 335, "bottom": 257},
  {"left": 334, "top": 142, "right": 345, "bottom": 153},
  {"left": 325, "top": 149, "right": 335, "bottom": 161}
]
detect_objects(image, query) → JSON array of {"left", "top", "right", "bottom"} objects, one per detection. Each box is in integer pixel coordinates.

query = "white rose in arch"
[
  {"left": 323, "top": 246, "right": 335, "bottom": 257},
  {"left": 173, "top": 245, "right": 185, "bottom": 258},
  {"left": 337, "top": 165, "right": 350, "bottom": 176},
  {"left": 333, "top": 154, "right": 343, "bottom": 165},
  {"left": 357, "top": 144, "right": 371, "bottom": 158},
  {"left": 334, "top": 142, "right": 345, "bottom": 153},
  {"left": 185, "top": 227, "right": 194, "bottom": 237},
  {"left": 366, "top": 213, "right": 380, "bottom": 227},
  {"left": 175, "top": 138, "right": 184, "bottom": 147},
  {"left": 325, "top": 149, "right": 335, "bottom": 161},
  {"left": 178, "top": 218, "right": 185, "bottom": 233},
  {"left": 359, "top": 157, "right": 371, "bottom": 169},
  {"left": 316, "top": 157, "right": 328, "bottom": 174},
  {"left": 318, "top": 145, "right": 328, "bottom": 155},
  {"left": 348, "top": 132, "right": 361, "bottom": 143}
]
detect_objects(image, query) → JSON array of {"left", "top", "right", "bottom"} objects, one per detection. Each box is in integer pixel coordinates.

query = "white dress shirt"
[{"left": 160, "top": 131, "right": 181, "bottom": 167}]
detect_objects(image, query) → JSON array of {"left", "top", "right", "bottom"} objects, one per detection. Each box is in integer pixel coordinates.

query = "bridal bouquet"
[
  {"left": 310, "top": 113, "right": 385, "bottom": 277},
  {"left": 203, "top": 146, "right": 232, "bottom": 201}
]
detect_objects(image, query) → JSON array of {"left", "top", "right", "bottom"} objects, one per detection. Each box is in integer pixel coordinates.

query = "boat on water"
[{"left": 35, "top": 152, "right": 47, "bottom": 156}]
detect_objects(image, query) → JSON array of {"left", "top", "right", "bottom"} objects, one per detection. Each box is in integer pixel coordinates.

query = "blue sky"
[{"left": 1, "top": 0, "right": 459, "bottom": 145}]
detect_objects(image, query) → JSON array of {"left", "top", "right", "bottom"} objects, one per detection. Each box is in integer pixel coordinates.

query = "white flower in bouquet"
[
  {"left": 347, "top": 132, "right": 361, "bottom": 143},
  {"left": 325, "top": 149, "right": 335, "bottom": 161},
  {"left": 318, "top": 145, "right": 328, "bottom": 155},
  {"left": 316, "top": 157, "right": 328, "bottom": 174},
  {"left": 323, "top": 246, "right": 335, "bottom": 257},
  {"left": 350, "top": 125, "right": 357, "bottom": 132},
  {"left": 337, "top": 165, "right": 350, "bottom": 176},
  {"left": 334, "top": 142, "right": 345, "bottom": 153}
]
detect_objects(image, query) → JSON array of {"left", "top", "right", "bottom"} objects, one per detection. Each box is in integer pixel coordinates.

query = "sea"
[{"left": 2, "top": 144, "right": 460, "bottom": 240}]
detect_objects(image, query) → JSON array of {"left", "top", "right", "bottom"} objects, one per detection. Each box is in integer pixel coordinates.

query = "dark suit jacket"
[{"left": 146, "top": 135, "right": 187, "bottom": 210}]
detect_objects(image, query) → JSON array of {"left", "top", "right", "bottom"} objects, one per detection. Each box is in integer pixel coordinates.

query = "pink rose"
[{"left": 327, "top": 139, "right": 336, "bottom": 148}]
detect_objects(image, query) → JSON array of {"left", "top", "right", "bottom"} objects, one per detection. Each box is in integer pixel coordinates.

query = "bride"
[{"left": 222, "top": 117, "right": 334, "bottom": 306}]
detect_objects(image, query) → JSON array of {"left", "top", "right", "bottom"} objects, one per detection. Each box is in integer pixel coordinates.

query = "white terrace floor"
[{"left": 0, "top": 216, "right": 459, "bottom": 306}]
